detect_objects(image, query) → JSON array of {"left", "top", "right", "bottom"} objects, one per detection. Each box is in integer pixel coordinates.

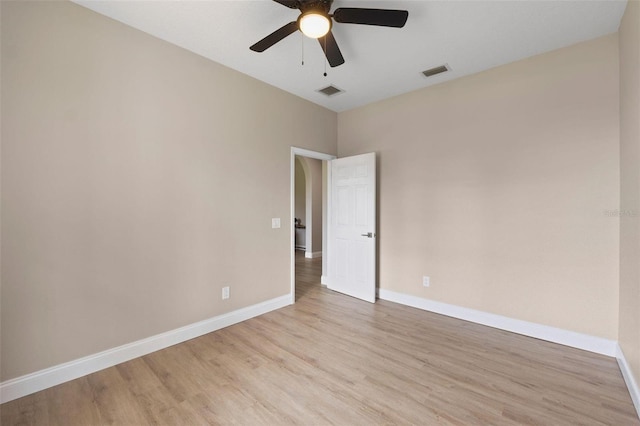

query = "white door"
[{"left": 327, "top": 152, "right": 376, "bottom": 303}]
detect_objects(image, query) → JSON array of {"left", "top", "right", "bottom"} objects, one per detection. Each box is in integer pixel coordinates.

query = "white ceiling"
[{"left": 73, "top": 0, "right": 627, "bottom": 112}]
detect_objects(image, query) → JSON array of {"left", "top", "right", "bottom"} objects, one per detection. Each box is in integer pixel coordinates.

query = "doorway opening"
[{"left": 290, "top": 148, "right": 336, "bottom": 303}]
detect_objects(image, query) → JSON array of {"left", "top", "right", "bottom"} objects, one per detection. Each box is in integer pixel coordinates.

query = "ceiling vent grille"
[
  {"left": 422, "top": 65, "right": 449, "bottom": 78},
  {"left": 318, "top": 85, "right": 343, "bottom": 97}
]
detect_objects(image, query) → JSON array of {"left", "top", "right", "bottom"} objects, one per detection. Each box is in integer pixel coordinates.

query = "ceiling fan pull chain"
[
  {"left": 323, "top": 36, "right": 328, "bottom": 77},
  {"left": 301, "top": 33, "right": 304, "bottom": 66}
]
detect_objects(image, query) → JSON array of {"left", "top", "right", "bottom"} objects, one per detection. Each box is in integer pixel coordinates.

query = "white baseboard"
[
  {"left": 0, "top": 294, "right": 292, "bottom": 404},
  {"left": 617, "top": 344, "right": 640, "bottom": 419},
  {"left": 320, "top": 275, "right": 329, "bottom": 286},
  {"left": 378, "top": 289, "right": 617, "bottom": 357},
  {"left": 305, "top": 251, "right": 322, "bottom": 259}
]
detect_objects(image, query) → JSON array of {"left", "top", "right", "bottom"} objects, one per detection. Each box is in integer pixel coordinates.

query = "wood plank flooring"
[{"left": 2, "top": 253, "right": 638, "bottom": 425}]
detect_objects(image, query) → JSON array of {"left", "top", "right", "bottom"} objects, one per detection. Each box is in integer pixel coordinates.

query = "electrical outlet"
[
  {"left": 271, "top": 218, "right": 281, "bottom": 229},
  {"left": 222, "top": 286, "right": 230, "bottom": 300},
  {"left": 423, "top": 276, "right": 430, "bottom": 287}
]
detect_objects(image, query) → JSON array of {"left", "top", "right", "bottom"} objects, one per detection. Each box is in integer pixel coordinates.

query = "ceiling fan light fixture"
[{"left": 299, "top": 12, "right": 331, "bottom": 39}]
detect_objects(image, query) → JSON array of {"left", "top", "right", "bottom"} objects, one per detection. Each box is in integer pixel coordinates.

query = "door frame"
[{"left": 290, "top": 147, "right": 336, "bottom": 304}]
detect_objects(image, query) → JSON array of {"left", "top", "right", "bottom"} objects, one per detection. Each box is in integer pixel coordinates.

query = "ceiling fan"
[{"left": 250, "top": 0, "right": 409, "bottom": 68}]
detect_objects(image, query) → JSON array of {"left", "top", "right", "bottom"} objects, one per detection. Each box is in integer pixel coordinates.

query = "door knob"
[{"left": 361, "top": 232, "right": 375, "bottom": 238}]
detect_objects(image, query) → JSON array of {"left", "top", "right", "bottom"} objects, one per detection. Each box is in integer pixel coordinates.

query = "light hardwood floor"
[{"left": 2, "top": 253, "right": 639, "bottom": 425}]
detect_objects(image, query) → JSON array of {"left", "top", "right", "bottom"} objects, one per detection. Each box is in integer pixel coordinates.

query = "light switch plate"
[{"left": 272, "top": 218, "right": 281, "bottom": 229}]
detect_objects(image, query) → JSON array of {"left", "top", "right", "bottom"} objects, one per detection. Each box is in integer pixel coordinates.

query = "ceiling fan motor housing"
[{"left": 299, "top": 0, "right": 334, "bottom": 14}]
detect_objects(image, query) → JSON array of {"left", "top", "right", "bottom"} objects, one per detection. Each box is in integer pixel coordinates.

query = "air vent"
[
  {"left": 422, "top": 65, "right": 450, "bottom": 78},
  {"left": 317, "top": 85, "right": 343, "bottom": 97}
]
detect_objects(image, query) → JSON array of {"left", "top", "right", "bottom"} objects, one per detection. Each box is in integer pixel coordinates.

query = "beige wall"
[
  {"left": 294, "top": 156, "right": 323, "bottom": 254},
  {"left": 295, "top": 157, "right": 306, "bottom": 227},
  {"left": 0, "top": 1, "right": 337, "bottom": 381},
  {"left": 338, "top": 35, "right": 620, "bottom": 339},
  {"left": 619, "top": 0, "right": 640, "bottom": 389},
  {"left": 305, "top": 157, "right": 323, "bottom": 254},
  {"left": 0, "top": 0, "right": 3, "bottom": 383}
]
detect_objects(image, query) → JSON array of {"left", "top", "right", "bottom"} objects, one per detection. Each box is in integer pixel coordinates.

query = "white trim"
[
  {"left": 305, "top": 251, "right": 322, "bottom": 259},
  {"left": 378, "top": 289, "right": 617, "bottom": 357},
  {"left": 320, "top": 275, "right": 329, "bottom": 286},
  {"left": 290, "top": 149, "right": 297, "bottom": 304},
  {"left": 0, "top": 294, "right": 291, "bottom": 404},
  {"left": 325, "top": 160, "right": 332, "bottom": 295},
  {"left": 290, "top": 147, "right": 336, "bottom": 305},
  {"left": 617, "top": 344, "right": 640, "bottom": 419},
  {"left": 291, "top": 147, "right": 336, "bottom": 161}
]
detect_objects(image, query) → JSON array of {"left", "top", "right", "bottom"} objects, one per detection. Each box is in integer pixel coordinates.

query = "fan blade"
[
  {"left": 250, "top": 21, "right": 298, "bottom": 52},
  {"left": 333, "top": 8, "right": 408, "bottom": 28},
  {"left": 272, "top": 0, "right": 299, "bottom": 9},
  {"left": 318, "top": 30, "right": 345, "bottom": 68}
]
